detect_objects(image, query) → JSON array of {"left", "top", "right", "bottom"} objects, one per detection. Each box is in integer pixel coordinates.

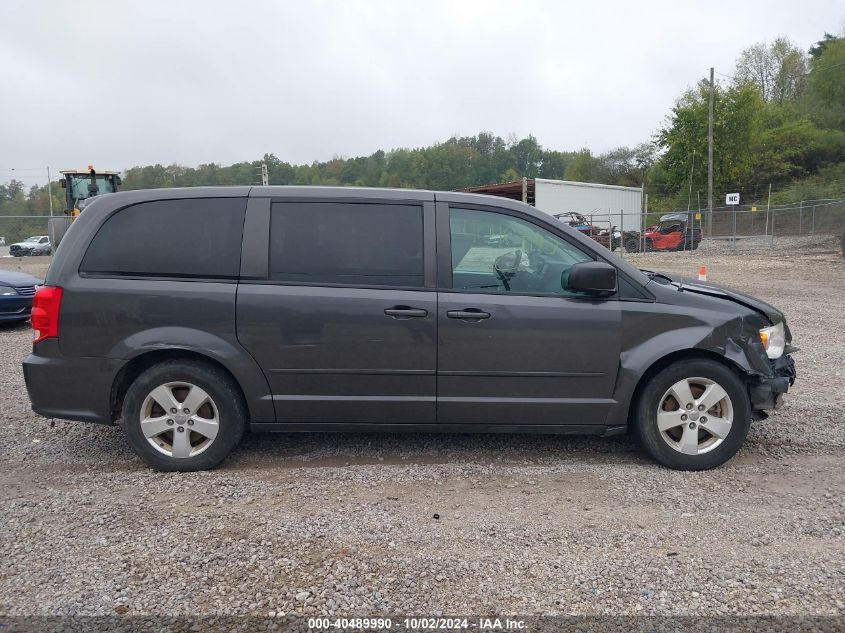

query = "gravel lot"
[{"left": 1, "top": 239, "right": 843, "bottom": 619}]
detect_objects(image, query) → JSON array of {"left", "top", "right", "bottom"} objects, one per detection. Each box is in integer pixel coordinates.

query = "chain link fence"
[
  {"left": 709, "top": 198, "right": 845, "bottom": 241},
  {"left": 573, "top": 198, "right": 845, "bottom": 255}
]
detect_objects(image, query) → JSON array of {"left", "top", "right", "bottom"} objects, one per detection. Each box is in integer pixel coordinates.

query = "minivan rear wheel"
[
  {"left": 634, "top": 359, "right": 751, "bottom": 470},
  {"left": 121, "top": 360, "right": 245, "bottom": 471}
]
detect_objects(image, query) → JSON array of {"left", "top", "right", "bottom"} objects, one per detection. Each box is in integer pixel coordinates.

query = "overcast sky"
[{"left": 2, "top": 0, "right": 843, "bottom": 187}]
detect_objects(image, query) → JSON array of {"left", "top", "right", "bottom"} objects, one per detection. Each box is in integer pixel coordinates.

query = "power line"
[
  {"left": 713, "top": 70, "right": 736, "bottom": 81},
  {"left": 810, "top": 60, "right": 845, "bottom": 74}
]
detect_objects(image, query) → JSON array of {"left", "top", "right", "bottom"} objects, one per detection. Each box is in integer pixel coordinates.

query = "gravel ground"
[{"left": 1, "top": 239, "right": 843, "bottom": 619}]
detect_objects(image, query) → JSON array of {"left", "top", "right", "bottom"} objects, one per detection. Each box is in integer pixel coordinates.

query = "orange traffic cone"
[{"left": 698, "top": 265, "right": 708, "bottom": 282}]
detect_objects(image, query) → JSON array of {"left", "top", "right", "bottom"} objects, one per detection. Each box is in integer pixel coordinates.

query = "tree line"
[{"left": 2, "top": 31, "right": 843, "bottom": 242}]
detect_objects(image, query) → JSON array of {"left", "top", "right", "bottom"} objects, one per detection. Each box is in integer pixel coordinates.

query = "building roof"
[
  {"left": 457, "top": 179, "right": 534, "bottom": 204},
  {"left": 458, "top": 178, "right": 643, "bottom": 205}
]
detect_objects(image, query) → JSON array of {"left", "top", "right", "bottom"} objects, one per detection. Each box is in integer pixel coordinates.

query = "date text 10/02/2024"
[{"left": 307, "top": 617, "right": 527, "bottom": 630}]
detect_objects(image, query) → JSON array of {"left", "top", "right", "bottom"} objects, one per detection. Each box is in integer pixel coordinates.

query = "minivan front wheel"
[
  {"left": 122, "top": 360, "right": 245, "bottom": 471},
  {"left": 634, "top": 359, "right": 751, "bottom": 470}
]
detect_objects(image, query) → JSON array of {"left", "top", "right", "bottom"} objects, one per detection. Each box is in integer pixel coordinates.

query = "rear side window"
[
  {"left": 270, "top": 202, "right": 424, "bottom": 287},
  {"left": 80, "top": 198, "right": 246, "bottom": 278}
]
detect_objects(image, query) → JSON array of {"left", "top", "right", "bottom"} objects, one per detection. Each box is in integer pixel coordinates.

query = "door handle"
[
  {"left": 384, "top": 306, "right": 428, "bottom": 319},
  {"left": 447, "top": 308, "right": 491, "bottom": 320}
]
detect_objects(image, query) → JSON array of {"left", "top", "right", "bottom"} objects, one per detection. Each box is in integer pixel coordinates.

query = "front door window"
[{"left": 449, "top": 208, "right": 592, "bottom": 295}]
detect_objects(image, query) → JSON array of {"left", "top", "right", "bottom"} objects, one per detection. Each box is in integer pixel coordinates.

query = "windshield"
[
  {"left": 68, "top": 175, "right": 117, "bottom": 201},
  {"left": 660, "top": 221, "right": 683, "bottom": 229},
  {"left": 23, "top": 236, "right": 43, "bottom": 243}
]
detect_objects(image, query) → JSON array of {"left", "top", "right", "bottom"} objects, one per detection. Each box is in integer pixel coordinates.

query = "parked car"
[
  {"left": 23, "top": 187, "right": 795, "bottom": 472},
  {"left": 0, "top": 271, "right": 42, "bottom": 323},
  {"left": 643, "top": 213, "right": 702, "bottom": 251},
  {"left": 9, "top": 235, "right": 52, "bottom": 257}
]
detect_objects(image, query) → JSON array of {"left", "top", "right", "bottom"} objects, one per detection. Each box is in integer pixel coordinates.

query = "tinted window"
[
  {"left": 270, "top": 202, "right": 424, "bottom": 287},
  {"left": 80, "top": 198, "right": 246, "bottom": 278},
  {"left": 450, "top": 207, "right": 592, "bottom": 296}
]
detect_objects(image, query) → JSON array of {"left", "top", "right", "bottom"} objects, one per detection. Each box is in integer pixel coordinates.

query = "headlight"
[
  {"left": 0, "top": 286, "right": 18, "bottom": 296},
  {"left": 759, "top": 321, "right": 786, "bottom": 359}
]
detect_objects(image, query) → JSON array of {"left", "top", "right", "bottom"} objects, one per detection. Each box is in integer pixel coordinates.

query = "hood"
[
  {"left": 671, "top": 276, "right": 785, "bottom": 324},
  {"left": 0, "top": 270, "right": 43, "bottom": 287}
]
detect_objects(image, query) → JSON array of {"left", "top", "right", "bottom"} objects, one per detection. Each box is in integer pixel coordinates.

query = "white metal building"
[{"left": 461, "top": 178, "right": 644, "bottom": 232}]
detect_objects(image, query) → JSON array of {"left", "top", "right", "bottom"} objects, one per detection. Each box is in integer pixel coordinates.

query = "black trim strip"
[
  {"left": 439, "top": 370, "right": 604, "bottom": 377},
  {"left": 437, "top": 397, "right": 616, "bottom": 404},
  {"left": 250, "top": 422, "right": 609, "bottom": 434},
  {"left": 271, "top": 395, "right": 436, "bottom": 402},
  {"left": 269, "top": 368, "right": 434, "bottom": 375}
]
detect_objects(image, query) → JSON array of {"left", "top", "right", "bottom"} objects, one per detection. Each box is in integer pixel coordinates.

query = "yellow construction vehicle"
[{"left": 49, "top": 166, "right": 122, "bottom": 246}]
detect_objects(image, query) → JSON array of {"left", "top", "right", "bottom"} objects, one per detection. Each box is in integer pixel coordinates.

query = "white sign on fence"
[{"left": 726, "top": 193, "right": 740, "bottom": 205}]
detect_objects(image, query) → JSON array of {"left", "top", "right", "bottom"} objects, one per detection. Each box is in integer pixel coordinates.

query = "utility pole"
[
  {"left": 46, "top": 166, "right": 53, "bottom": 216},
  {"left": 261, "top": 163, "right": 269, "bottom": 186},
  {"left": 707, "top": 67, "right": 714, "bottom": 238},
  {"left": 687, "top": 149, "right": 695, "bottom": 213}
]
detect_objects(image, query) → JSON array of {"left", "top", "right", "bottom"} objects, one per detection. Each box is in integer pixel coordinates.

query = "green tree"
[
  {"left": 804, "top": 36, "right": 845, "bottom": 129},
  {"left": 564, "top": 149, "right": 602, "bottom": 183},
  {"left": 656, "top": 81, "right": 764, "bottom": 195},
  {"left": 734, "top": 37, "right": 808, "bottom": 104}
]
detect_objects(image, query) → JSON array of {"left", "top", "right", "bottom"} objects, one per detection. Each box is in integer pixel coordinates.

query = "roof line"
[{"left": 534, "top": 178, "right": 643, "bottom": 193}]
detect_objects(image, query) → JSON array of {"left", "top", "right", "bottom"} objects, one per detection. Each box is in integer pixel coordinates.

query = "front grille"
[{"left": 14, "top": 286, "right": 36, "bottom": 296}]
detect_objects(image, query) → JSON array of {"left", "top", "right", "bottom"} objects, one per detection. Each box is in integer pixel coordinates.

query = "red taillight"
[{"left": 31, "top": 286, "right": 63, "bottom": 344}]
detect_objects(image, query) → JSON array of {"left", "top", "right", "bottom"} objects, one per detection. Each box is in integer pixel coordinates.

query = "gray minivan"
[{"left": 23, "top": 187, "right": 796, "bottom": 471}]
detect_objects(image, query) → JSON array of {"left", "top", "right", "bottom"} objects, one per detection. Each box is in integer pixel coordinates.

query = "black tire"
[
  {"left": 122, "top": 360, "right": 246, "bottom": 471},
  {"left": 623, "top": 237, "right": 640, "bottom": 253},
  {"left": 634, "top": 358, "right": 751, "bottom": 470},
  {"left": 644, "top": 239, "right": 655, "bottom": 252}
]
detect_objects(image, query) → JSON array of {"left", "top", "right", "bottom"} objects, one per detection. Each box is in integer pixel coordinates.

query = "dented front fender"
[{"left": 606, "top": 279, "right": 789, "bottom": 427}]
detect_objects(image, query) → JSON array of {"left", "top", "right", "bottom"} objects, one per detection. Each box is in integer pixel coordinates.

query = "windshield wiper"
[{"left": 640, "top": 269, "right": 674, "bottom": 283}]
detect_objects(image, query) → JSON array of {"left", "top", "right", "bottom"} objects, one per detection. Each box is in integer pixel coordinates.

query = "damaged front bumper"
[{"left": 748, "top": 353, "right": 796, "bottom": 415}]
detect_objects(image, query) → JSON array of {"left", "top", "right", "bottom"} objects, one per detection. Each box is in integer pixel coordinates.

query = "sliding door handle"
[
  {"left": 384, "top": 306, "right": 428, "bottom": 319},
  {"left": 447, "top": 309, "right": 491, "bottom": 320}
]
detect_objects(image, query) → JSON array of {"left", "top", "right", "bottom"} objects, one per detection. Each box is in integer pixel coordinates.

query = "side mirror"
[{"left": 567, "top": 261, "right": 617, "bottom": 295}]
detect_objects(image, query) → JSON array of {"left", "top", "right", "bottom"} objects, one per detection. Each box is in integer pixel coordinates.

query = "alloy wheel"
[
  {"left": 140, "top": 382, "right": 219, "bottom": 458},
  {"left": 657, "top": 376, "right": 734, "bottom": 455}
]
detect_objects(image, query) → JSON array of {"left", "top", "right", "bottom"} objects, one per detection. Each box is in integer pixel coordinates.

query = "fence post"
[
  {"left": 799, "top": 202, "right": 803, "bottom": 234},
  {"left": 770, "top": 206, "right": 775, "bottom": 248},
  {"left": 811, "top": 206, "right": 815, "bottom": 235},
  {"left": 619, "top": 208, "right": 624, "bottom": 258},
  {"left": 732, "top": 206, "right": 737, "bottom": 249}
]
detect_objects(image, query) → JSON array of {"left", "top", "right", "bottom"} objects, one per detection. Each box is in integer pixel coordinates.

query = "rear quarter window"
[{"left": 80, "top": 198, "right": 246, "bottom": 278}]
